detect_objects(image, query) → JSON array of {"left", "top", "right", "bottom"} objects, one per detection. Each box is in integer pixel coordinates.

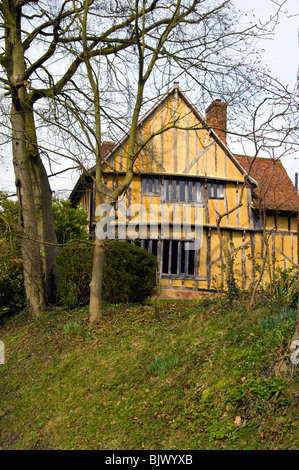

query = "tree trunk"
[
  {"left": 4, "top": 1, "right": 58, "bottom": 312},
  {"left": 11, "top": 104, "right": 46, "bottom": 317},
  {"left": 26, "top": 106, "right": 58, "bottom": 303},
  {"left": 89, "top": 238, "right": 105, "bottom": 323}
]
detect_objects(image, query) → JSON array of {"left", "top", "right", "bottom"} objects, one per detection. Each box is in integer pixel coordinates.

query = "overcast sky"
[
  {"left": 232, "top": 0, "right": 299, "bottom": 186},
  {"left": 0, "top": 0, "right": 298, "bottom": 195},
  {"left": 235, "top": 0, "right": 298, "bottom": 85}
]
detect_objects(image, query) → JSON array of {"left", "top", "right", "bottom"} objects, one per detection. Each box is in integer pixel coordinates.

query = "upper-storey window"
[
  {"left": 253, "top": 211, "right": 263, "bottom": 229},
  {"left": 142, "top": 175, "right": 159, "bottom": 194},
  {"left": 207, "top": 181, "right": 224, "bottom": 199},
  {"left": 163, "top": 177, "right": 202, "bottom": 203}
]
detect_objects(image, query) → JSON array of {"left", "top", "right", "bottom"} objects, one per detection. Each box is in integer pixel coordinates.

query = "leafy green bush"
[
  {"left": 266, "top": 267, "right": 298, "bottom": 307},
  {"left": 56, "top": 241, "right": 159, "bottom": 307},
  {"left": 52, "top": 199, "right": 90, "bottom": 245},
  {"left": 0, "top": 193, "right": 26, "bottom": 316},
  {"left": 56, "top": 245, "right": 94, "bottom": 308},
  {"left": 0, "top": 257, "right": 26, "bottom": 316},
  {"left": 102, "top": 241, "right": 158, "bottom": 303},
  {"left": 0, "top": 195, "right": 91, "bottom": 315}
]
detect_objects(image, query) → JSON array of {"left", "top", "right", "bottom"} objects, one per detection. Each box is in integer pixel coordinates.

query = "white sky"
[
  {"left": 0, "top": 0, "right": 298, "bottom": 195},
  {"left": 234, "top": 0, "right": 299, "bottom": 85},
  {"left": 232, "top": 0, "right": 299, "bottom": 186}
]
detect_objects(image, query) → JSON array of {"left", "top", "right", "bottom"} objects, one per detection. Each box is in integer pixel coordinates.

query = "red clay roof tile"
[{"left": 235, "top": 155, "right": 299, "bottom": 212}]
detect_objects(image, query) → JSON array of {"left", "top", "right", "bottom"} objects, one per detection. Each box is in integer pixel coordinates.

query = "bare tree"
[
  {"left": 0, "top": 0, "right": 147, "bottom": 315},
  {"left": 47, "top": 0, "right": 296, "bottom": 322},
  {"left": 1, "top": 0, "right": 297, "bottom": 324}
]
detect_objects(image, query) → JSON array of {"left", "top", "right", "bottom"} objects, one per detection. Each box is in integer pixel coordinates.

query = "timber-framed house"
[{"left": 70, "top": 83, "right": 299, "bottom": 298}]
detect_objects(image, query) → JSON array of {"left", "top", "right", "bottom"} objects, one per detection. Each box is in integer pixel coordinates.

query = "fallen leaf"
[{"left": 234, "top": 416, "right": 242, "bottom": 426}]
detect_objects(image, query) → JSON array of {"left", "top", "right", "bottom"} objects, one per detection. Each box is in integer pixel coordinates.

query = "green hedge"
[
  {"left": 103, "top": 241, "right": 158, "bottom": 303},
  {"left": 56, "top": 244, "right": 94, "bottom": 308},
  {"left": 56, "top": 241, "right": 158, "bottom": 307}
]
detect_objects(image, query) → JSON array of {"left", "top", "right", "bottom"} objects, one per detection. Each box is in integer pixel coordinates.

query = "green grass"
[{"left": 0, "top": 296, "right": 298, "bottom": 450}]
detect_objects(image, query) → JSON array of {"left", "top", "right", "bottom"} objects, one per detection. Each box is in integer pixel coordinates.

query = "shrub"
[
  {"left": 0, "top": 256, "right": 26, "bottom": 316},
  {"left": 103, "top": 241, "right": 158, "bottom": 303},
  {"left": 0, "top": 193, "right": 26, "bottom": 316},
  {"left": 52, "top": 198, "right": 92, "bottom": 308},
  {"left": 56, "top": 241, "right": 159, "bottom": 307},
  {"left": 0, "top": 196, "right": 91, "bottom": 315},
  {"left": 52, "top": 199, "right": 90, "bottom": 245},
  {"left": 56, "top": 245, "right": 94, "bottom": 308}
]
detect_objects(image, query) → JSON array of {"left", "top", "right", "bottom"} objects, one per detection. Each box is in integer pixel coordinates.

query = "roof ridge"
[{"left": 235, "top": 154, "right": 284, "bottom": 164}]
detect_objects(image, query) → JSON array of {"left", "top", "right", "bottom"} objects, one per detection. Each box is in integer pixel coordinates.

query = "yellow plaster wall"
[
  {"left": 290, "top": 217, "right": 297, "bottom": 232},
  {"left": 172, "top": 279, "right": 182, "bottom": 288},
  {"left": 199, "top": 231, "right": 207, "bottom": 278},
  {"left": 225, "top": 183, "right": 237, "bottom": 226},
  {"left": 277, "top": 216, "right": 288, "bottom": 231},
  {"left": 231, "top": 231, "right": 244, "bottom": 284},
  {"left": 185, "top": 280, "right": 195, "bottom": 289}
]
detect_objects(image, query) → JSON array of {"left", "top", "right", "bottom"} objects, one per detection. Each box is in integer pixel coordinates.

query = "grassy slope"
[{"left": 0, "top": 297, "right": 298, "bottom": 450}]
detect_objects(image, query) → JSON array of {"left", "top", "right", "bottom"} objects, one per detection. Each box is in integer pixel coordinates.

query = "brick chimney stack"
[{"left": 205, "top": 99, "right": 227, "bottom": 144}]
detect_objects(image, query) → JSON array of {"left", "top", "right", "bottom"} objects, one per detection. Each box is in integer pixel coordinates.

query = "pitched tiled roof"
[{"left": 235, "top": 155, "right": 299, "bottom": 212}]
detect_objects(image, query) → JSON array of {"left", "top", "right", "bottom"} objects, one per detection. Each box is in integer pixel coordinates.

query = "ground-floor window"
[
  {"left": 162, "top": 240, "right": 195, "bottom": 276},
  {"left": 142, "top": 239, "right": 158, "bottom": 257},
  {"left": 134, "top": 238, "right": 197, "bottom": 277}
]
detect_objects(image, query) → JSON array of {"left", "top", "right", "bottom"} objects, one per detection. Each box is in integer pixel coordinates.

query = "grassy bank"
[{"left": 0, "top": 296, "right": 298, "bottom": 450}]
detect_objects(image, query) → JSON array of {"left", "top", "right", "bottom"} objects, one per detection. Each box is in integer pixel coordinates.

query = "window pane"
[
  {"left": 188, "top": 249, "right": 195, "bottom": 275},
  {"left": 187, "top": 181, "right": 193, "bottom": 202},
  {"left": 142, "top": 177, "right": 147, "bottom": 193},
  {"left": 180, "top": 242, "right": 186, "bottom": 274},
  {"left": 143, "top": 239, "right": 149, "bottom": 252},
  {"left": 253, "top": 213, "right": 262, "bottom": 229},
  {"left": 154, "top": 177, "right": 159, "bottom": 193},
  {"left": 163, "top": 179, "right": 169, "bottom": 200},
  {"left": 152, "top": 240, "right": 158, "bottom": 257},
  {"left": 213, "top": 183, "right": 218, "bottom": 198},
  {"left": 195, "top": 182, "right": 201, "bottom": 202},
  {"left": 219, "top": 183, "right": 224, "bottom": 198},
  {"left": 172, "top": 179, "right": 177, "bottom": 200},
  {"left": 180, "top": 180, "right": 185, "bottom": 201},
  {"left": 207, "top": 182, "right": 212, "bottom": 198},
  {"left": 171, "top": 240, "right": 178, "bottom": 274},
  {"left": 162, "top": 240, "right": 169, "bottom": 273},
  {"left": 148, "top": 178, "right": 153, "bottom": 193}
]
